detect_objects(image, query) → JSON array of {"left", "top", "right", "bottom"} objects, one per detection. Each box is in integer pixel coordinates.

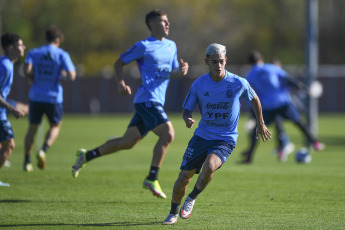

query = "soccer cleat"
[
  {"left": 283, "top": 142, "right": 295, "bottom": 156},
  {"left": 179, "top": 196, "right": 196, "bottom": 219},
  {"left": 24, "top": 163, "right": 34, "bottom": 172},
  {"left": 162, "top": 214, "right": 178, "bottom": 225},
  {"left": 278, "top": 150, "right": 287, "bottom": 162},
  {"left": 142, "top": 178, "right": 166, "bottom": 199},
  {"left": 72, "top": 149, "right": 87, "bottom": 178},
  {"left": 4, "top": 160, "right": 11, "bottom": 167},
  {"left": 0, "top": 181, "right": 10, "bottom": 187},
  {"left": 312, "top": 141, "right": 325, "bottom": 151},
  {"left": 36, "top": 150, "right": 46, "bottom": 169}
]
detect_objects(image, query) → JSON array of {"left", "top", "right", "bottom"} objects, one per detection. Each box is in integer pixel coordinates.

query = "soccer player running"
[
  {"left": 72, "top": 9, "right": 189, "bottom": 199},
  {"left": 0, "top": 33, "right": 26, "bottom": 185},
  {"left": 241, "top": 50, "right": 324, "bottom": 163},
  {"left": 163, "top": 43, "right": 271, "bottom": 224},
  {"left": 23, "top": 26, "right": 76, "bottom": 172}
]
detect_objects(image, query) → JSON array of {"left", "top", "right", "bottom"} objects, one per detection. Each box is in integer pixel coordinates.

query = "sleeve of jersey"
[
  {"left": 243, "top": 79, "right": 256, "bottom": 102},
  {"left": 62, "top": 52, "right": 76, "bottom": 71},
  {"left": 24, "top": 51, "right": 33, "bottom": 64},
  {"left": 0, "top": 65, "right": 6, "bottom": 93},
  {"left": 120, "top": 42, "right": 145, "bottom": 65},
  {"left": 182, "top": 82, "right": 198, "bottom": 111},
  {"left": 172, "top": 43, "right": 179, "bottom": 69}
]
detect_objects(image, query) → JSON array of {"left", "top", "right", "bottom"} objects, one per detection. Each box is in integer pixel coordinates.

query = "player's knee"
[
  {"left": 204, "top": 161, "right": 218, "bottom": 174},
  {"left": 178, "top": 171, "right": 193, "bottom": 185},
  {"left": 167, "top": 130, "right": 175, "bottom": 143},
  {"left": 162, "top": 129, "right": 175, "bottom": 144}
]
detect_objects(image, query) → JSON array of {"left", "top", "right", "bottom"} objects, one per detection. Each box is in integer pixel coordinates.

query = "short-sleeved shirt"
[
  {"left": 25, "top": 44, "right": 75, "bottom": 103},
  {"left": 120, "top": 36, "right": 179, "bottom": 106},
  {"left": 182, "top": 71, "right": 255, "bottom": 146},
  {"left": 0, "top": 55, "right": 14, "bottom": 120},
  {"left": 246, "top": 63, "right": 291, "bottom": 110}
]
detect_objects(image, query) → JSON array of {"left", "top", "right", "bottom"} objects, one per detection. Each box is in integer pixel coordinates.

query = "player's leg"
[
  {"left": 99, "top": 126, "right": 142, "bottom": 154},
  {"left": 24, "top": 101, "right": 44, "bottom": 171},
  {"left": 275, "top": 117, "right": 295, "bottom": 162},
  {"left": 151, "top": 121, "right": 174, "bottom": 167},
  {"left": 179, "top": 154, "right": 223, "bottom": 219},
  {"left": 163, "top": 169, "right": 196, "bottom": 225},
  {"left": 72, "top": 126, "right": 142, "bottom": 178},
  {"left": 242, "top": 109, "right": 275, "bottom": 163},
  {"left": 284, "top": 103, "right": 324, "bottom": 151},
  {"left": 0, "top": 139, "right": 15, "bottom": 168},
  {"left": 241, "top": 125, "right": 259, "bottom": 163},
  {"left": 0, "top": 120, "right": 15, "bottom": 169},
  {"left": 36, "top": 122, "right": 61, "bottom": 169},
  {"left": 137, "top": 103, "right": 172, "bottom": 198},
  {"left": 144, "top": 121, "right": 174, "bottom": 196},
  {"left": 24, "top": 124, "right": 38, "bottom": 171}
]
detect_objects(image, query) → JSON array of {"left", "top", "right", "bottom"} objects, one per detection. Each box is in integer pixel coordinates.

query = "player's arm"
[
  {"left": 0, "top": 96, "right": 25, "bottom": 119},
  {"left": 60, "top": 69, "right": 76, "bottom": 81},
  {"left": 65, "top": 69, "right": 76, "bottom": 81},
  {"left": 23, "top": 63, "right": 34, "bottom": 83},
  {"left": 171, "top": 59, "right": 189, "bottom": 77},
  {"left": 114, "top": 57, "right": 131, "bottom": 95},
  {"left": 250, "top": 94, "right": 271, "bottom": 142},
  {"left": 182, "top": 109, "right": 195, "bottom": 128},
  {"left": 285, "top": 75, "right": 306, "bottom": 90}
]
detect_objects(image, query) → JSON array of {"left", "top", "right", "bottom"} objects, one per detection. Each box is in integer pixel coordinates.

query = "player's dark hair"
[
  {"left": 45, "top": 25, "right": 64, "bottom": 43},
  {"left": 1, "top": 33, "right": 21, "bottom": 50},
  {"left": 145, "top": 9, "right": 167, "bottom": 30},
  {"left": 248, "top": 50, "right": 263, "bottom": 65}
]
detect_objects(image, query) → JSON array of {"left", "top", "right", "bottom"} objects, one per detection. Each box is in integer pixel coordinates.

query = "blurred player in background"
[
  {"left": 241, "top": 50, "right": 324, "bottom": 163},
  {"left": 23, "top": 25, "right": 76, "bottom": 172},
  {"left": 244, "top": 57, "right": 294, "bottom": 159},
  {"left": 163, "top": 43, "right": 271, "bottom": 224},
  {"left": 0, "top": 33, "right": 26, "bottom": 185},
  {"left": 72, "top": 9, "right": 189, "bottom": 199}
]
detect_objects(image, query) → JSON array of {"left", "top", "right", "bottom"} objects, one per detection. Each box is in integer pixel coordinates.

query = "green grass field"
[{"left": 1, "top": 113, "right": 344, "bottom": 229}]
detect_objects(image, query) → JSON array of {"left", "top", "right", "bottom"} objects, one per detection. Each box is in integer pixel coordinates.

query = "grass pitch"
[{"left": 0, "top": 113, "right": 344, "bottom": 229}]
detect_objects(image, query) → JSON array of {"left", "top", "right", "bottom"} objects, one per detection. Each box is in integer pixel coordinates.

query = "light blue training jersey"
[
  {"left": 246, "top": 63, "right": 291, "bottom": 110},
  {"left": 120, "top": 36, "right": 179, "bottom": 106},
  {"left": 183, "top": 71, "right": 256, "bottom": 146},
  {"left": 0, "top": 55, "right": 14, "bottom": 120},
  {"left": 25, "top": 44, "right": 75, "bottom": 103}
]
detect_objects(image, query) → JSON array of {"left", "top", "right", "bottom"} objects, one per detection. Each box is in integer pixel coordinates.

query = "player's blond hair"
[{"left": 206, "top": 43, "right": 226, "bottom": 57}]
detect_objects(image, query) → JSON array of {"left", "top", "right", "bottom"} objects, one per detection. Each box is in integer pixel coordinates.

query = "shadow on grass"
[
  {"left": 0, "top": 222, "right": 162, "bottom": 228},
  {"left": 319, "top": 135, "right": 345, "bottom": 147},
  {"left": 0, "top": 199, "right": 163, "bottom": 227},
  {"left": 0, "top": 199, "right": 32, "bottom": 203}
]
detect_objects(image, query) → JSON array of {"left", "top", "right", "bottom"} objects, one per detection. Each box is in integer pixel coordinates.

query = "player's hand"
[
  {"left": 118, "top": 81, "right": 132, "bottom": 95},
  {"left": 11, "top": 108, "right": 25, "bottom": 119},
  {"left": 256, "top": 124, "right": 271, "bottom": 142},
  {"left": 185, "top": 118, "right": 195, "bottom": 128},
  {"left": 180, "top": 59, "right": 189, "bottom": 76}
]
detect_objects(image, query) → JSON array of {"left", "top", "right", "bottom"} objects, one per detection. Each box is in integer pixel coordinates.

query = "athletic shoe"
[
  {"left": 36, "top": 150, "right": 46, "bottom": 169},
  {"left": 142, "top": 178, "right": 166, "bottom": 199},
  {"left": 72, "top": 149, "right": 87, "bottom": 178},
  {"left": 283, "top": 142, "right": 295, "bottom": 156},
  {"left": 162, "top": 214, "right": 178, "bottom": 225},
  {"left": 4, "top": 160, "right": 10, "bottom": 167},
  {"left": 0, "top": 181, "right": 10, "bottom": 187},
  {"left": 312, "top": 141, "right": 325, "bottom": 151},
  {"left": 238, "top": 151, "right": 252, "bottom": 164},
  {"left": 24, "top": 163, "right": 33, "bottom": 172},
  {"left": 278, "top": 150, "right": 287, "bottom": 162},
  {"left": 179, "top": 196, "right": 196, "bottom": 219}
]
